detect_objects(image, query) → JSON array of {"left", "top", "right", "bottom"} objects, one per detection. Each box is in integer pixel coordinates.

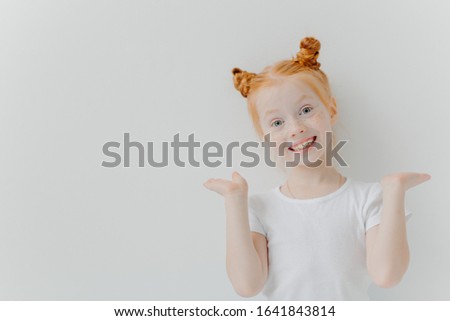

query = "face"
[{"left": 254, "top": 76, "right": 337, "bottom": 168}]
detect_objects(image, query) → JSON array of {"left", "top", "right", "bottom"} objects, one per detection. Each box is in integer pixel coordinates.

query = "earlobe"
[
  {"left": 330, "top": 114, "right": 335, "bottom": 125},
  {"left": 330, "top": 96, "right": 337, "bottom": 113},
  {"left": 329, "top": 97, "right": 338, "bottom": 124}
]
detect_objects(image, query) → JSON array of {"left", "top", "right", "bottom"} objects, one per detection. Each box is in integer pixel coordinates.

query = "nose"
[{"left": 288, "top": 120, "right": 307, "bottom": 138}]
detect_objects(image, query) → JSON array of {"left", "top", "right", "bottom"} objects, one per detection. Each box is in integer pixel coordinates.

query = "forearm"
[
  {"left": 224, "top": 195, "right": 265, "bottom": 296},
  {"left": 368, "top": 187, "right": 409, "bottom": 286}
]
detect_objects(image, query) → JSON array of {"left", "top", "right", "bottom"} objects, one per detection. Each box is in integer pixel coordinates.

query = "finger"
[
  {"left": 414, "top": 173, "right": 431, "bottom": 184},
  {"left": 203, "top": 178, "right": 219, "bottom": 189},
  {"left": 422, "top": 173, "right": 431, "bottom": 180},
  {"left": 232, "top": 171, "right": 246, "bottom": 183},
  {"left": 203, "top": 178, "right": 213, "bottom": 189},
  {"left": 404, "top": 172, "right": 431, "bottom": 190},
  {"left": 203, "top": 178, "right": 231, "bottom": 194},
  {"left": 203, "top": 179, "right": 221, "bottom": 194}
]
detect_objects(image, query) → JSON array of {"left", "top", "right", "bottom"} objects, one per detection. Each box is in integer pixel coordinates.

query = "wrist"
[
  {"left": 224, "top": 190, "right": 248, "bottom": 202},
  {"left": 381, "top": 184, "right": 406, "bottom": 205},
  {"left": 381, "top": 178, "right": 406, "bottom": 193},
  {"left": 381, "top": 184, "right": 405, "bottom": 195}
]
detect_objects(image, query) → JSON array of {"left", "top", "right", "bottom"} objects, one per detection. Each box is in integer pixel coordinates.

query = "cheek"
[
  {"left": 309, "top": 112, "right": 332, "bottom": 132},
  {"left": 263, "top": 131, "right": 286, "bottom": 155},
  {"left": 309, "top": 114, "right": 333, "bottom": 150},
  {"left": 267, "top": 131, "right": 283, "bottom": 147},
  {"left": 259, "top": 122, "right": 271, "bottom": 137}
]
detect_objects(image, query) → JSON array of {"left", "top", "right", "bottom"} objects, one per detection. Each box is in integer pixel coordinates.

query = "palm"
[
  {"left": 203, "top": 171, "right": 248, "bottom": 197},
  {"left": 381, "top": 172, "right": 431, "bottom": 192}
]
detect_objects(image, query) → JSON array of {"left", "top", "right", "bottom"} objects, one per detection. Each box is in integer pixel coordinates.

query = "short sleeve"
[
  {"left": 248, "top": 196, "right": 267, "bottom": 236},
  {"left": 364, "top": 182, "right": 413, "bottom": 232}
]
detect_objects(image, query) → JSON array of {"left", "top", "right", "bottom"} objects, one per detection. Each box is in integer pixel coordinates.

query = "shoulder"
[
  {"left": 347, "top": 178, "right": 379, "bottom": 190},
  {"left": 249, "top": 188, "right": 276, "bottom": 207},
  {"left": 248, "top": 186, "right": 282, "bottom": 213},
  {"left": 337, "top": 179, "right": 384, "bottom": 214},
  {"left": 346, "top": 178, "right": 382, "bottom": 199},
  {"left": 345, "top": 179, "right": 385, "bottom": 221}
]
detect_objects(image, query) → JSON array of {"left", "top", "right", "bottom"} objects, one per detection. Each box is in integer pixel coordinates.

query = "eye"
[
  {"left": 271, "top": 119, "right": 284, "bottom": 127},
  {"left": 300, "top": 106, "right": 313, "bottom": 115}
]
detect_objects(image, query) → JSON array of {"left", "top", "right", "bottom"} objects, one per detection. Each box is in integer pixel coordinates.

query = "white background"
[{"left": 0, "top": 0, "right": 449, "bottom": 300}]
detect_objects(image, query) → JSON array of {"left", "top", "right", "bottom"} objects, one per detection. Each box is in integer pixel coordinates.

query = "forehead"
[{"left": 254, "top": 76, "right": 317, "bottom": 115}]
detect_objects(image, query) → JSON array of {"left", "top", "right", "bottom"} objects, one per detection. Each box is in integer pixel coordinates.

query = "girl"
[{"left": 203, "top": 37, "right": 430, "bottom": 300}]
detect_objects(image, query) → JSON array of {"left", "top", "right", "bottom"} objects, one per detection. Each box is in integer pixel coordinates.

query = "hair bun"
[
  {"left": 232, "top": 67, "right": 256, "bottom": 98},
  {"left": 294, "top": 37, "right": 321, "bottom": 69}
]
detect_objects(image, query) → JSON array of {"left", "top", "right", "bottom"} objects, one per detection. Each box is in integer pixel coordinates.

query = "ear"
[{"left": 329, "top": 96, "right": 338, "bottom": 125}]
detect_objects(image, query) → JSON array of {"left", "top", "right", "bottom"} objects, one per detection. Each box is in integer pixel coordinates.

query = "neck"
[{"left": 285, "top": 163, "right": 342, "bottom": 188}]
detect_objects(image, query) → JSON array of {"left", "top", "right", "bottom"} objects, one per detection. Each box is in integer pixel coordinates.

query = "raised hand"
[
  {"left": 380, "top": 172, "right": 431, "bottom": 192},
  {"left": 203, "top": 171, "right": 248, "bottom": 198}
]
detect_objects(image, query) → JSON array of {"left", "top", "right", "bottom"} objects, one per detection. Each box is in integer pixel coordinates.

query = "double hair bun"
[{"left": 232, "top": 36, "right": 322, "bottom": 98}]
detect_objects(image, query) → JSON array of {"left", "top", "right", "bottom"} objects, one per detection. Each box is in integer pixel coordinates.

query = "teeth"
[{"left": 291, "top": 138, "right": 315, "bottom": 151}]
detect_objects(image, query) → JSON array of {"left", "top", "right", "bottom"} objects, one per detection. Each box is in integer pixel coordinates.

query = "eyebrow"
[{"left": 262, "top": 94, "right": 310, "bottom": 119}]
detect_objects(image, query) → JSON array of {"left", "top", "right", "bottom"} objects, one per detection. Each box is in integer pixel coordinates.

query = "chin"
[{"left": 280, "top": 151, "right": 324, "bottom": 167}]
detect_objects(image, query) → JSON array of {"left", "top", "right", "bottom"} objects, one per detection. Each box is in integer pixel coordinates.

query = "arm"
[
  {"left": 225, "top": 194, "right": 268, "bottom": 296},
  {"left": 366, "top": 187, "right": 409, "bottom": 288},
  {"left": 204, "top": 172, "right": 268, "bottom": 297},
  {"left": 366, "top": 172, "right": 431, "bottom": 288}
]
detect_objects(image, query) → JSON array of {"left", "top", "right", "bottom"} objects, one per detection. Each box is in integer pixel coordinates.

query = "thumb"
[
  {"left": 203, "top": 178, "right": 216, "bottom": 189},
  {"left": 232, "top": 171, "right": 248, "bottom": 188},
  {"left": 232, "top": 171, "right": 243, "bottom": 181}
]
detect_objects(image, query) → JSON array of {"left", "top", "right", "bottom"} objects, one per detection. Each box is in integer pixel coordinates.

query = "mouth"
[{"left": 288, "top": 136, "right": 317, "bottom": 153}]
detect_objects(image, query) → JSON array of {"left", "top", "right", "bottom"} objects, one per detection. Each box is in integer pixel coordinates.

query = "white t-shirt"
[{"left": 248, "top": 177, "right": 412, "bottom": 301}]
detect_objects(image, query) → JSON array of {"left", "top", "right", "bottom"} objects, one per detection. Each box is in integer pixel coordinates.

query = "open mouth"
[{"left": 288, "top": 136, "right": 317, "bottom": 152}]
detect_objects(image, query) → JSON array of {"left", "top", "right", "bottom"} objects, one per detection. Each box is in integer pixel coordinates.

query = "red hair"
[{"left": 232, "top": 37, "right": 337, "bottom": 138}]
